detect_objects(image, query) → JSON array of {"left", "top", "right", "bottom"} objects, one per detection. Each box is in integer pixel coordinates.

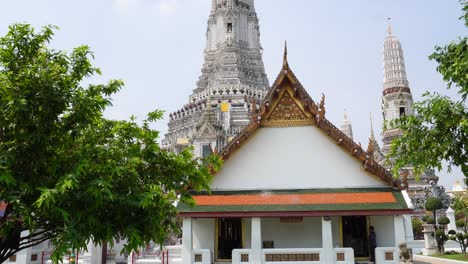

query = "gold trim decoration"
[{"left": 268, "top": 90, "right": 308, "bottom": 121}]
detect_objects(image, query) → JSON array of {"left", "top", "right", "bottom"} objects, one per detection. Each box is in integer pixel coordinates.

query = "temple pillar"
[
  {"left": 251, "top": 217, "right": 262, "bottom": 264},
  {"left": 394, "top": 215, "right": 405, "bottom": 245},
  {"left": 182, "top": 217, "right": 193, "bottom": 264},
  {"left": 321, "top": 216, "right": 333, "bottom": 263}
]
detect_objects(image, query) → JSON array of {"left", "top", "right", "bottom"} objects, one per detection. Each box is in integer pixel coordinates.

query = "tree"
[
  {"left": 412, "top": 218, "right": 424, "bottom": 240},
  {"left": 388, "top": 0, "right": 468, "bottom": 181},
  {"left": 425, "top": 197, "right": 445, "bottom": 253},
  {"left": 0, "top": 24, "right": 221, "bottom": 263},
  {"left": 449, "top": 194, "right": 468, "bottom": 255}
]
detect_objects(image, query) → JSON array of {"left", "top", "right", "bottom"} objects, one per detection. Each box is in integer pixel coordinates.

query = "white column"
[
  {"left": 251, "top": 217, "right": 262, "bottom": 264},
  {"left": 394, "top": 215, "right": 405, "bottom": 245},
  {"left": 91, "top": 243, "right": 102, "bottom": 264},
  {"left": 403, "top": 214, "right": 414, "bottom": 241},
  {"left": 447, "top": 207, "right": 457, "bottom": 232},
  {"left": 321, "top": 217, "right": 333, "bottom": 263},
  {"left": 182, "top": 217, "right": 193, "bottom": 264}
]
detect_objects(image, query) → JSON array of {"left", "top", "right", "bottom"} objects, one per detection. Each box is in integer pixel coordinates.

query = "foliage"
[
  {"left": 427, "top": 217, "right": 436, "bottom": 225},
  {"left": 388, "top": 0, "right": 468, "bottom": 180},
  {"left": 449, "top": 230, "right": 468, "bottom": 255},
  {"left": 426, "top": 197, "right": 444, "bottom": 212},
  {"left": 412, "top": 218, "right": 424, "bottom": 238},
  {"left": 439, "top": 216, "right": 451, "bottom": 225},
  {"left": 0, "top": 24, "right": 221, "bottom": 263},
  {"left": 458, "top": 219, "right": 467, "bottom": 228},
  {"left": 449, "top": 194, "right": 468, "bottom": 255}
]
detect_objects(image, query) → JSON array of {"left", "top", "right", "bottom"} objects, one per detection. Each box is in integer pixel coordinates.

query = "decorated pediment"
[
  {"left": 196, "top": 120, "right": 218, "bottom": 139},
  {"left": 262, "top": 87, "right": 313, "bottom": 127}
]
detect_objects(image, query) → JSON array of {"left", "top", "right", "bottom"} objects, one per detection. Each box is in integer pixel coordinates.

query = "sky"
[{"left": 1, "top": 0, "right": 466, "bottom": 189}]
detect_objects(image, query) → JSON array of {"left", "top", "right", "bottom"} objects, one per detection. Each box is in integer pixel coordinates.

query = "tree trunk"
[{"left": 101, "top": 241, "right": 108, "bottom": 264}]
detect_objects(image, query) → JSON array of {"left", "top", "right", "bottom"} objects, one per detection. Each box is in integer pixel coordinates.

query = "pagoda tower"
[
  {"left": 340, "top": 110, "right": 354, "bottom": 140},
  {"left": 162, "top": 0, "right": 269, "bottom": 157},
  {"left": 381, "top": 22, "right": 413, "bottom": 155},
  {"left": 380, "top": 21, "right": 438, "bottom": 212}
]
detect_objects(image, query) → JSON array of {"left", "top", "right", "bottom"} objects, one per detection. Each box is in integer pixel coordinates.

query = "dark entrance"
[
  {"left": 342, "top": 216, "right": 369, "bottom": 258},
  {"left": 217, "top": 218, "right": 242, "bottom": 260}
]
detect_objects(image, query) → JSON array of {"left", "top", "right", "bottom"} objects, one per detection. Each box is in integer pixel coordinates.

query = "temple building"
[
  {"left": 179, "top": 49, "right": 413, "bottom": 264},
  {"left": 365, "top": 21, "right": 439, "bottom": 215},
  {"left": 162, "top": 0, "right": 269, "bottom": 157}
]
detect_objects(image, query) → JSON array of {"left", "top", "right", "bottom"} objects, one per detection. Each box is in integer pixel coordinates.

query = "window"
[
  {"left": 31, "top": 254, "right": 38, "bottom": 262},
  {"left": 9, "top": 255, "right": 16, "bottom": 262},
  {"left": 227, "top": 23, "right": 232, "bottom": 33},
  {"left": 202, "top": 144, "right": 212, "bottom": 158},
  {"left": 399, "top": 107, "right": 405, "bottom": 117}
]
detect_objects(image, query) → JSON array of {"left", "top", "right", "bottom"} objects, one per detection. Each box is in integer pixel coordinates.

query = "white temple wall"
[
  {"left": 212, "top": 127, "right": 389, "bottom": 190},
  {"left": 261, "top": 217, "right": 322, "bottom": 248},
  {"left": 370, "top": 216, "right": 395, "bottom": 247},
  {"left": 192, "top": 218, "right": 215, "bottom": 253}
]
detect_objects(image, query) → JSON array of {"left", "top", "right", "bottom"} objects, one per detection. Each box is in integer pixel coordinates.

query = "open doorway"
[
  {"left": 342, "top": 216, "right": 369, "bottom": 258},
  {"left": 216, "top": 218, "right": 243, "bottom": 260}
]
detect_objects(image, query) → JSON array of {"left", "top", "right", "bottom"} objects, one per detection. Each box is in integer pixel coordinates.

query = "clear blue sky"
[{"left": 1, "top": 0, "right": 466, "bottom": 189}]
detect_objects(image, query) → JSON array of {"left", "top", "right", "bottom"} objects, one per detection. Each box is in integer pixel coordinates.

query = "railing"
[
  {"left": 375, "top": 247, "right": 399, "bottom": 264},
  {"left": 191, "top": 249, "right": 210, "bottom": 264},
  {"left": 232, "top": 249, "right": 251, "bottom": 264},
  {"left": 333, "top": 248, "right": 354, "bottom": 264},
  {"left": 262, "top": 248, "right": 323, "bottom": 264}
]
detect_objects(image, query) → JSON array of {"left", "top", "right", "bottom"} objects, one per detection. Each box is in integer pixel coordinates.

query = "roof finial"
[
  {"left": 344, "top": 109, "right": 349, "bottom": 121},
  {"left": 283, "top": 40, "right": 288, "bottom": 66},
  {"left": 387, "top": 18, "right": 392, "bottom": 35},
  {"left": 370, "top": 112, "right": 375, "bottom": 139}
]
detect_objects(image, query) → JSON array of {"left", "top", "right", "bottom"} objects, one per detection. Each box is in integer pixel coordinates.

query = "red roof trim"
[{"left": 194, "top": 192, "right": 396, "bottom": 206}]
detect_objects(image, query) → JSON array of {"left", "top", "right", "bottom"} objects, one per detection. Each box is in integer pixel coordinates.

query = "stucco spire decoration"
[
  {"left": 211, "top": 0, "right": 217, "bottom": 14},
  {"left": 226, "top": 0, "right": 234, "bottom": 9},
  {"left": 340, "top": 109, "right": 354, "bottom": 140},
  {"left": 387, "top": 18, "right": 393, "bottom": 35},
  {"left": 367, "top": 112, "right": 385, "bottom": 164}
]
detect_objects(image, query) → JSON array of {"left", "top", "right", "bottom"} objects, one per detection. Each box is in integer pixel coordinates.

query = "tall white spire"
[
  {"left": 381, "top": 20, "right": 414, "bottom": 154},
  {"left": 340, "top": 110, "right": 354, "bottom": 140},
  {"left": 383, "top": 19, "right": 409, "bottom": 90}
]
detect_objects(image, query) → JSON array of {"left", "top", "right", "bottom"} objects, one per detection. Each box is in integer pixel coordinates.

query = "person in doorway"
[{"left": 369, "top": 226, "right": 377, "bottom": 263}]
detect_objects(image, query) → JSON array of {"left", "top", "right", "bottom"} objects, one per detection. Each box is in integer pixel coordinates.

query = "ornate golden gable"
[{"left": 261, "top": 81, "right": 313, "bottom": 127}]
